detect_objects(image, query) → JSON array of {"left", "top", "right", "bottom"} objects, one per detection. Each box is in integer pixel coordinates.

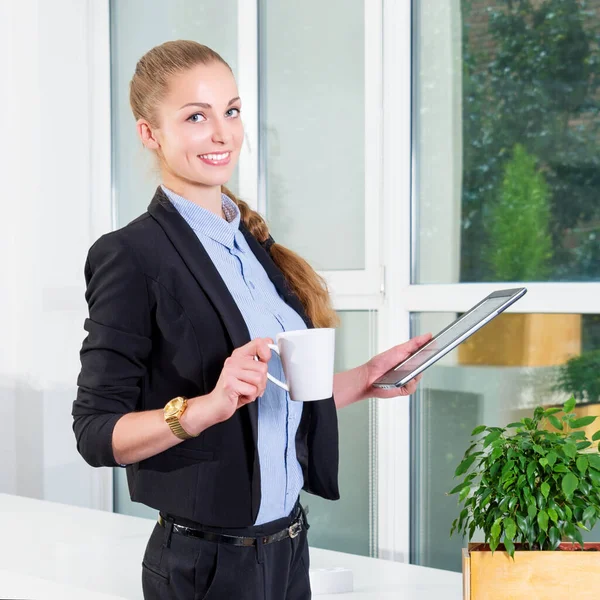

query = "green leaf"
[
  {"left": 490, "top": 535, "right": 499, "bottom": 552},
  {"left": 541, "top": 482, "right": 550, "bottom": 499},
  {"left": 455, "top": 454, "right": 477, "bottom": 477},
  {"left": 554, "top": 463, "right": 569, "bottom": 473},
  {"left": 459, "top": 486, "right": 471, "bottom": 503},
  {"left": 576, "top": 455, "right": 588, "bottom": 474},
  {"left": 516, "top": 513, "right": 528, "bottom": 536},
  {"left": 547, "top": 507, "right": 558, "bottom": 524},
  {"left": 537, "top": 491, "right": 547, "bottom": 510},
  {"left": 508, "top": 496, "right": 518, "bottom": 512},
  {"left": 490, "top": 461, "right": 502, "bottom": 479},
  {"left": 506, "top": 422, "right": 523, "bottom": 428},
  {"left": 565, "top": 505, "right": 573, "bottom": 521},
  {"left": 501, "top": 460, "right": 516, "bottom": 479},
  {"left": 589, "top": 468, "right": 600, "bottom": 487},
  {"left": 562, "top": 472, "right": 579, "bottom": 498},
  {"left": 533, "top": 444, "right": 545, "bottom": 455},
  {"left": 490, "top": 447, "right": 504, "bottom": 461},
  {"left": 548, "top": 415, "right": 563, "bottom": 430},
  {"left": 527, "top": 461, "right": 537, "bottom": 480},
  {"left": 484, "top": 430, "right": 502, "bottom": 448},
  {"left": 537, "top": 510, "right": 549, "bottom": 532},
  {"left": 592, "top": 431, "right": 600, "bottom": 442},
  {"left": 471, "top": 425, "right": 487, "bottom": 436},
  {"left": 491, "top": 518, "right": 502, "bottom": 540},
  {"left": 546, "top": 451, "right": 557, "bottom": 468},
  {"left": 504, "top": 538, "right": 515, "bottom": 558},
  {"left": 582, "top": 506, "right": 596, "bottom": 523},
  {"left": 571, "top": 416, "right": 597, "bottom": 429},
  {"left": 544, "top": 408, "right": 562, "bottom": 416},
  {"left": 564, "top": 397, "right": 576, "bottom": 414},
  {"left": 449, "top": 480, "right": 470, "bottom": 495},
  {"left": 563, "top": 443, "right": 578, "bottom": 459},
  {"left": 565, "top": 523, "right": 584, "bottom": 549},
  {"left": 539, "top": 458, "right": 548, "bottom": 468},
  {"left": 528, "top": 503, "right": 537, "bottom": 520},
  {"left": 504, "top": 517, "right": 516, "bottom": 541},
  {"left": 549, "top": 526, "right": 561, "bottom": 549},
  {"left": 551, "top": 502, "right": 565, "bottom": 520},
  {"left": 577, "top": 441, "right": 592, "bottom": 451},
  {"left": 588, "top": 455, "right": 600, "bottom": 471}
]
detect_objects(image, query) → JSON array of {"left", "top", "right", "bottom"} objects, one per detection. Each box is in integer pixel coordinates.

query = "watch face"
[{"left": 165, "top": 397, "right": 185, "bottom": 417}]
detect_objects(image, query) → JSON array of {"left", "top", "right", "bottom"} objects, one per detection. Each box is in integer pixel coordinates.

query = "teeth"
[{"left": 200, "top": 152, "right": 230, "bottom": 160}]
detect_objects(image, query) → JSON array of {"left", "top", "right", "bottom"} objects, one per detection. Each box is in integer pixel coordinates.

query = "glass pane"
[
  {"left": 410, "top": 312, "right": 600, "bottom": 571},
  {"left": 413, "top": 0, "right": 600, "bottom": 284},
  {"left": 111, "top": 0, "right": 238, "bottom": 519},
  {"left": 302, "top": 310, "right": 378, "bottom": 557},
  {"left": 261, "top": 0, "right": 366, "bottom": 271},
  {"left": 111, "top": 0, "right": 239, "bottom": 229}
]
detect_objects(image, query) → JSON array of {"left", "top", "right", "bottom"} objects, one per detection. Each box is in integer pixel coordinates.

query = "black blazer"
[{"left": 72, "top": 186, "right": 339, "bottom": 527}]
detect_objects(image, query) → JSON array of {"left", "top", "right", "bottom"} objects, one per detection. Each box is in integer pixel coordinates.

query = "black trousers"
[{"left": 141, "top": 504, "right": 311, "bottom": 600}]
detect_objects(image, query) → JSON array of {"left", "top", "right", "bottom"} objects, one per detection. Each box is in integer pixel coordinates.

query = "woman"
[{"left": 72, "top": 40, "right": 430, "bottom": 600}]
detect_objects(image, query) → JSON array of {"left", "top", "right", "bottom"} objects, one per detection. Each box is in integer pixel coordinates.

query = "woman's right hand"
[{"left": 203, "top": 337, "right": 273, "bottom": 425}]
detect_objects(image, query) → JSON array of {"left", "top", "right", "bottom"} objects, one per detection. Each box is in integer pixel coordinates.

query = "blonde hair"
[{"left": 130, "top": 40, "right": 338, "bottom": 328}]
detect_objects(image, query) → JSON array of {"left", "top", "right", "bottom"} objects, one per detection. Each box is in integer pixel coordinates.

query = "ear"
[{"left": 137, "top": 119, "right": 161, "bottom": 150}]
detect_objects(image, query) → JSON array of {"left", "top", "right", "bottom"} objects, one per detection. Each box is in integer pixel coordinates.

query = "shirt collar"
[{"left": 161, "top": 184, "right": 242, "bottom": 250}]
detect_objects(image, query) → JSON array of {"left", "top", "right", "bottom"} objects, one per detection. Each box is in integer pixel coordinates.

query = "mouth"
[{"left": 198, "top": 151, "right": 231, "bottom": 166}]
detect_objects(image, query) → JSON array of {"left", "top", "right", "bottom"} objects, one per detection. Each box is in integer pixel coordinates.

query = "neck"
[{"left": 161, "top": 175, "right": 224, "bottom": 218}]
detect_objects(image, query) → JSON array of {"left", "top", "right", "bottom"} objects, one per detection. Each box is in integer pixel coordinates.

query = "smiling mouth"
[{"left": 198, "top": 152, "right": 231, "bottom": 166}]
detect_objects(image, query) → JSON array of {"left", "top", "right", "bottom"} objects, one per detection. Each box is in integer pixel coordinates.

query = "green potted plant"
[{"left": 449, "top": 396, "right": 600, "bottom": 599}]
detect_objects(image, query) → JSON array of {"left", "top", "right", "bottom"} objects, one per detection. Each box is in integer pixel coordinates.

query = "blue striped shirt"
[{"left": 161, "top": 185, "right": 306, "bottom": 525}]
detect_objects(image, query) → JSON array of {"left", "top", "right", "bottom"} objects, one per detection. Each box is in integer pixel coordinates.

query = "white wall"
[{"left": 0, "top": 0, "right": 112, "bottom": 509}]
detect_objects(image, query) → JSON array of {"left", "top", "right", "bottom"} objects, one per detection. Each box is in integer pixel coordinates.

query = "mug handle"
[{"left": 254, "top": 343, "right": 289, "bottom": 392}]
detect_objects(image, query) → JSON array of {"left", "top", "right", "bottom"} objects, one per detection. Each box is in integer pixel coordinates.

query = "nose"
[{"left": 211, "top": 117, "right": 233, "bottom": 145}]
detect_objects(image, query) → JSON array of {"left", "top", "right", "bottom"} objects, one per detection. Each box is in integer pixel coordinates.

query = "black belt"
[{"left": 157, "top": 507, "right": 308, "bottom": 547}]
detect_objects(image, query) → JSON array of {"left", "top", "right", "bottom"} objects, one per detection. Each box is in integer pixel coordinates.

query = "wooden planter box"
[{"left": 463, "top": 542, "right": 600, "bottom": 599}]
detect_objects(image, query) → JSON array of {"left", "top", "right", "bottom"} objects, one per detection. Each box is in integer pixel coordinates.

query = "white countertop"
[{"left": 0, "top": 493, "right": 461, "bottom": 599}]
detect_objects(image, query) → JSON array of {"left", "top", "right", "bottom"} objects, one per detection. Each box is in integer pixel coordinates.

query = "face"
[{"left": 139, "top": 61, "right": 243, "bottom": 189}]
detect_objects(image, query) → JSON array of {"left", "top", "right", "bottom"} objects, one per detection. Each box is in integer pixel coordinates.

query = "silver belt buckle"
[{"left": 288, "top": 520, "right": 302, "bottom": 539}]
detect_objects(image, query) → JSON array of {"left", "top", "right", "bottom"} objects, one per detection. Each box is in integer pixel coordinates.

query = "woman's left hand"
[{"left": 362, "top": 333, "right": 433, "bottom": 399}]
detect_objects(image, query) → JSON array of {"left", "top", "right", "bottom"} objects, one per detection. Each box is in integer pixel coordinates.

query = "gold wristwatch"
[{"left": 163, "top": 396, "right": 197, "bottom": 440}]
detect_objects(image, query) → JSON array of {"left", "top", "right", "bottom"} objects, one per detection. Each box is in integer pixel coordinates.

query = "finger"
[
  {"left": 237, "top": 356, "right": 270, "bottom": 374},
  {"left": 402, "top": 332, "right": 433, "bottom": 354},
  {"left": 234, "top": 368, "right": 267, "bottom": 391},
  {"left": 402, "top": 380, "right": 419, "bottom": 395},
  {"left": 236, "top": 394, "right": 258, "bottom": 409},
  {"left": 235, "top": 337, "right": 273, "bottom": 362},
  {"left": 231, "top": 380, "right": 260, "bottom": 399}
]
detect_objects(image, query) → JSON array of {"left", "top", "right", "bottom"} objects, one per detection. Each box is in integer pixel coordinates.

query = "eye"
[
  {"left": 187, "top": 113, "right": 206, "bottom": 123},
  {"left": 226, "top": 107, "right": 241, "bottom": 118}
]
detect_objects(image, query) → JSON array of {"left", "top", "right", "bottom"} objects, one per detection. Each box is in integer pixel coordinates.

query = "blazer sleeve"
[{"left": 72, "top": 233, "right": 152, "bottom": 467}]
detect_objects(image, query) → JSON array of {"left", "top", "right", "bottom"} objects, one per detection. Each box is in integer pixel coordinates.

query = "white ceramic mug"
[{"left": 254, "top": 328, "right": 336, "bottom": 401}]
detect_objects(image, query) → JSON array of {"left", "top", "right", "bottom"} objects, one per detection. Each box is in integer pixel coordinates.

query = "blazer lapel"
[{"left": 147, "top": 187, "right": 252, "bottom": 349}]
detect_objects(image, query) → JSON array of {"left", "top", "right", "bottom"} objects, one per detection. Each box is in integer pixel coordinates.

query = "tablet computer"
[{"left": 372, "top": 287, "right": 527, "bottom": 389}]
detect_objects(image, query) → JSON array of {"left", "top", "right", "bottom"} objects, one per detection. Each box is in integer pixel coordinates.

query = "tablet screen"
[{"left": 394, "top": 295, "right": 508, "bottom": 376}]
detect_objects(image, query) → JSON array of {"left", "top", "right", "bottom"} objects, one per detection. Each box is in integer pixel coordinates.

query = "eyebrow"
[{"left": 179, "top": 97, "right": 240, "bottom": 110}]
